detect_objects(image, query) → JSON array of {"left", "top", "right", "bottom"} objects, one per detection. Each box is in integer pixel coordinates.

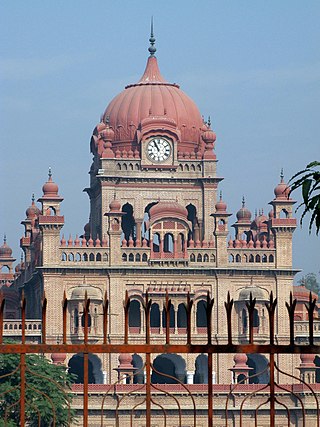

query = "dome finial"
[
  {"left": 32, "top": 193, "right": 35, "bottom": 203},
  {"left": 219, "top": 190, "right": 223, "bottom": 200},
  {"left": 280, "top": 167, "right": 284, "bottom": 181},
  {"left": 242, "top": 196, "right": 245, "bottom": 208},
  {"left": 3, "top": 234, "right": 6, "bottom": 244},
  {"left": 208, "top": 116, "right": 211, "bottom": 127},
  {"left": 48, "top": 167, "right": 52, "bottom": 179},
  {"left": 148, "top": 16, "right": 156, "bottom": 57}
]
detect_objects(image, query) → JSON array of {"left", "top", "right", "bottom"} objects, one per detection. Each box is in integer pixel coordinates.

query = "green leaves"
[
  {"left": 0, "top": 352, "right": 76, "bottom": 426},
  {"left": 289, "top": 161, "right": 320, "bottom": 235}
]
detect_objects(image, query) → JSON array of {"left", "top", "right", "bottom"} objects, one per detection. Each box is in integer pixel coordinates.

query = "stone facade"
[{"left": 6, "top": 36, "right": 319, "bottom": 425}]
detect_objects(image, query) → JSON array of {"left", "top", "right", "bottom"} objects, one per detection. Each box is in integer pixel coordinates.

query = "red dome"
[
  {"left": 26, "top": 195, "right": 41, "bottom": 219},
  {"left": 236, "top": 198, "right": 251, "bottom": 222},
  {"left": 109, "top": 198, "right": 121, "bottom": 212},
  {"left": 42, "top": 169, "right": 59, "bottom": 198},
  {"left": 102, "top": 56, "right": 205, "bottom": 152},
  {"left": 274, "top": 181, "right": 290, "bottom": 199},
  {"left": 0, "top": 237, "right": 12, "bottom": 258},
  {"left": 274, "top": 171, "right": 290, "bottom": 199},
  {"left": 215, "top": 194, "right": 227, "bottom": 213},
  {"left": 149, "top": 200, "right": 188, "bottom": 221}
]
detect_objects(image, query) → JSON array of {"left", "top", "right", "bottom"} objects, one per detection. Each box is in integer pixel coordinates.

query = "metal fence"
[{"left": 0, "top": 290, "right": 319, "bottom": 426}]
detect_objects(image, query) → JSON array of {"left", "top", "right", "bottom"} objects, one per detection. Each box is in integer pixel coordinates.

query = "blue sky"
[{"left": 0, "top": 0, "right": 319, "bottom": 281}]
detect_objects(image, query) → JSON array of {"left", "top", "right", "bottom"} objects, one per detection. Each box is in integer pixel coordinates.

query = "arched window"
[
  {"left": 242, "top": 308, "right": 247, "bottom": 334},
  {"left": 61, "top": 252, "right": 67, "bottom": 261},
  {"left": 253, "top": 309, "right": 260, "bottom": 328},
  {"left": 135, "top": 253, "right": 141, "bottom": 262},
  {"left": 128, "top": 253, "right": 134, "bottom": 262},
  {"left": 74, "top": 308, "right": 79, "bottom": 332},
  {"left": 142, "top": 253, "right": 148, "bottom": 262},
  {"left": 177, "top": 304, "right": 187, "bottom": 329},
  {"left": 269, "top": 254, "right": 274, "bottom": 262},
  {"left": 162, "top": 305, "right": 175, "bottom": 329},
  {"left": 249, "top": 254, "right": 254, "bottom": 263},
  {"left": 89, "top": 253, "right": 94, "bottom": 262},
  {"left": 83, "top": 253, "right": 88, "bottom": 262},
  {"left": 152, "top": 233, "right": 160, "bottom": 253},
  {"left": 255, "top": 254, "right": 261, "bottom": 262},
  {"left": 197, "top": 254, "right": 202, "bottom": 262},
  {"left": 129, "top": 300, "right": 141, "bottom": 330},
  {"left": 235, "top": 254, "right": 241, "bottom": 263},
  {"left": 122, "top": 203, "right": 135, "bottom": 241},
  {"left": 262, "top": 254, "right": 267, "bottom": 263},
  {"left": 68, "top": 253, "right": 74, "bottom": 262},
  {"left": 186, "top": 203, "right": 198, "bottom": 241},
  {"left": 75, "top": 253, "right": 81, "bottom": 262},
  {"left": 81, "top": 311, "right": 92, "bottom": 328},
  {"left": 122, "top": 253, "right": 127, "bottom": 262},
  {"left": 150, "top": 303, "right": 160, "bottom": 329},
  {"left": 190, "top": 253, "right": 195, "bottom": 262},
  {"left": 203, "top": 254, "right": 209, "bottom": 262},
  {"left": 280, "top": 209, "right": 289, "bottom": 219},
  {"left": 96, "top": 253, "right": 102, "bottom": 262},
  {"left": 196, "top": 300, "right": 207, "bottom": 329},
  {"left": 163, "top": 233, "right": 174, "bottom": 253}
]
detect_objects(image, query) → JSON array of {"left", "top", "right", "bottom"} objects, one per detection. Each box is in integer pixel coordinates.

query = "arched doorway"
[
  {"left": 151, "top": 354, "right": 186, "bottom": 384},
  {"left": 194, "top": 354, "right": 208, "bottom": 384},
  {"left": 247, "top": 354, "right": 269, "bottom": 384},
  {"left": 68, "top": 353, "right": 103, "bottom": 384},
  {"left": 132, "top": 354, "right": 144, "bottom": 384}
]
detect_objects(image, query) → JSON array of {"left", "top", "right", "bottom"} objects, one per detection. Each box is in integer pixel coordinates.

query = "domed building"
[{"left": 7, "top": 29, "right": 317, "bottom": 426}]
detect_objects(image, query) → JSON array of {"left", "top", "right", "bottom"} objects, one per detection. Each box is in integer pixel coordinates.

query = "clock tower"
[{"left": 86, "top": 28, "right": 221, "bottom": 246}]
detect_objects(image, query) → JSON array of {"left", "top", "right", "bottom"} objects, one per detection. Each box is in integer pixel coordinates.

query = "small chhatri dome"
[
  {"left": 215, "top": 191, "right": 227, "bottom": 212},
  {"left": 70, "top": 284, "right": 102, "bottom": 301},
  {"left": 236, "top": 197, "right": 252, "bottom": 222},
  {"left": 109, "top": 197, "right": 121, "bottom": 212},
  {"left": 274, "top": 169, "right": 290, "bottom": 200},
  {"left": 42, "top": 168, "right": 59, "bottom": 197},
  {"left": 26, "top": 194, "right": 41, "bottom": 219},
  {"left": 238, "top": 285, "right": 268, "bottom": 301},
  {"left": 0, "top": 235, "right": 12, "bottom": 258},
  {"left": 149, "top": 200, "right": 188, "bottom": 220}
]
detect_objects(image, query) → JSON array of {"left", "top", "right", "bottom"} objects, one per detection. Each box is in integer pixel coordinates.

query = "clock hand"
[{"left": 154, "top": 141, "right": 159, "bottom": 150}]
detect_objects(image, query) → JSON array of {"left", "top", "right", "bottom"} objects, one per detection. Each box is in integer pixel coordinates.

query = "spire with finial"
[
  {"left": 148, "top": 17, "right": 156, "bottom": 56},
  {"left": 280, "top": 167, "right": 284, "bottom": 182}
]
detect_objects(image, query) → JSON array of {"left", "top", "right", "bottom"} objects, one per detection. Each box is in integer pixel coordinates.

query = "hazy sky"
[{"left": 1, "top": 1, "right": 319, "bottom": 281}]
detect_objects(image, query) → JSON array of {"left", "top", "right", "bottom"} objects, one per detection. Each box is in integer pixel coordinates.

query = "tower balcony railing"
[
  {"left": 59, "top": 247, "right": 110, "bottom": 264},
  {"left": 295, "top": 320, "right": 320, "bottom": 340},
  {"left": 227, "top": 248, "right": 276, "bottom": 265},
  {"left": 2, "top": 320, "right": 42, "bottom": 337}
]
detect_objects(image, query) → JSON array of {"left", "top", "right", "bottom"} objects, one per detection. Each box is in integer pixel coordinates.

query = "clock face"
[{"left": 147, "top": 137, "right": 171, "bottom": 162}]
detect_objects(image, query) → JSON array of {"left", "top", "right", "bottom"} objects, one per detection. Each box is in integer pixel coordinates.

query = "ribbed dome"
[
  {"left": 26, "top": 195, "right": 41, "bottom": 219},
  {"left": 42, "top": 169, "right": 59, "bottom": 198},
  {"left": 238, "top": 286, "right": 268, "bottom": 301},
  {"left": 274, "top": 169, "right": 290, "bottom": 199},
  {"left": 215, "top": 193, "right": 227, "bottom": 213},
  {"left": 0, "top": 237, "right": 12, "bottom": 258},
  {"left": 149, "top": 200, "right": 188, "bottom": 221},
  {"left": 70, "top": 285, "right": 102, "bottom": 301},
  {"left": 101, "top": 56, "right": 204, "bottom": 152},
  {"left": 236, "top": 198, "right": 252, "bottom": 222}
]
